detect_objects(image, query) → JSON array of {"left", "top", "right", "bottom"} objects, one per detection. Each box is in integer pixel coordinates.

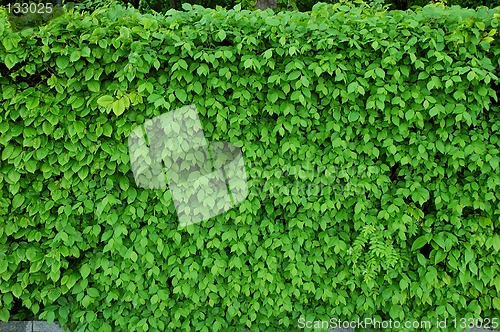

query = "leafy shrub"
[
  {"left": 392, "top": 0, "right": 500, "bottom": 10},
  {"left": 91, "top": 0, "right": 500, "bottom": 13},
  {"left": 61, "top": 0, "right": 499, "bottom": 14},
  {"left": 290, "top": 0, "right": 499, "bottom": 12},
  {"left": 0, "top": 1, "right": 499, "bottom": 331}
]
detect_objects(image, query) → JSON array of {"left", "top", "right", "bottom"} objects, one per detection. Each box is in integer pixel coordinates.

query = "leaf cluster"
[{"left": 0, "top": 2, "right": 499, "bottom": 331}]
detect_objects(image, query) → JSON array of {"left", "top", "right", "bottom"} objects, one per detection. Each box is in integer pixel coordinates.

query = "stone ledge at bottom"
[{"left": 0, "top": 321, "right": 64, "bottom": 332}]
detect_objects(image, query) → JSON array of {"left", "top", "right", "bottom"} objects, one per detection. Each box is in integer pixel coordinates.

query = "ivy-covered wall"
[{"left": 0, "top": 2, "right": 499, "bottom": 331}]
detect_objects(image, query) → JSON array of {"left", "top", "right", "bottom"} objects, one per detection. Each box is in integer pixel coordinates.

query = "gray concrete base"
[
  {"left": 0, "top": 322, "right": 64, "bottom": 332},
  {"left": 0, "top": 321, "right": 30, "bottom": 332}
]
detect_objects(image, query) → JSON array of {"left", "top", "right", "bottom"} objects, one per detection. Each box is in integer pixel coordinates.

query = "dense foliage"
[
  {"left": 295, "top": 0, "right": 500, "bottom": 12},
  {"left": 1, "top": 1, "right": 500, "bottom": 331},
  {"left": 44, "top": 0, "right": 500, "bottom": 14}
]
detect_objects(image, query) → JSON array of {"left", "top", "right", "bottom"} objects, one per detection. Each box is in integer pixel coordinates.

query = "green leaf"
[
  {"left": 287, "top": 71, "right": 301, "bottom": 81},
  {"left": 78, "top": 166, "right": 89, "bottom": 181},
  {"left": 243, "top": 58, "right": 253, "bottom": 69},
  {"left": 477, "top": 87, "right": 488, "bottom": 97},
  {"left": 8, "top": 169, "right": 20, "bottom": 183},
  {"left": 42, "top": 121, "right": 54, "bottom": 135},
  {"left": 56, "top": 56, "right": 69, "bottom": 70},
  {"left": 48, "top": 288, "right": 61, "bottom": 302},
  {"left": 97, "top": 95, "right": 114, "bottom": 109},
  {"left": 119, "top": 176, "right": 129, "bottom": 191},
  {"left": 88, "top": 288, "right": 99, "bottom": 298},
  {"left": 434, "top": 251, "right": 447, "bottom": 264},
  {"left": 347, "top": 82, "right": 358, "bottom": 94},
  {"left": 464, "top": 248, "right": 474, "bottom": 264},
  {"left": 12, "top": 283, "right": 22, "bottom": 297},
  {"left": 46, "top": 311, "right": 55, "bottom": 324},
  {"left": 193, "top": 81, "right": 203, "bottom": 94},
  {"left": 12, "top": 194, "right": 24, "bottom": 209},
  {"left": 412, "top": 236, "right": 429, "bottom": 250},
  {"left": 217, "top": 30, "right": 226, "bottom": 41},
  {"left": 432, "top": 234, "right": 446, "bottom": 249},
  {"left": 0, "top": 308, "right": 9, "bottom": 322},
  {"left": 492, "top": 235, "right": 500, "bottom": 251},
  {"left": 268, "top": 92, "right": 278, "bottom": 103},
  {"left": 74, "top": 121, "right": 85, "bottom": 134},
  {"left": 61, "top": 273, "right": 79, "bottom": 289},
  {"left": 88, "top": 80, "right": 100, "bottom": 93},
  {"left": 26, "top": 97, "right": 40, "bottom": 110},
  {"left": 375, "top": 67, "right": 385, "bottom": 79},
  {"left": 0, "top": 260, "right": 7, "bottom": 275},
  {"left": 399, "top": 279, "right": 408, "bottom": 290},
  {"left": 80, "top": 264, "right": 91, "bottom": 279},
  {"left": 2, "top": 145, "right": 14, "bottom": 160},
  {"left": 265, "top": 17, "right": 280, "bottom": 26},
  {"left": 72, "top": 97, "right": 85, "bottom": 109},
  {"left": 4, "top": 54, "right": 19, "bottom": 70},
  {"left": 389, "top": 305, "right": 401, "bottom": 319},
  {"left": 429, "top": 106, "right": 440, "bottom": 117},
  {"left": 354, "top": 202, "right": 363, "bottom": 215},
  {"left": 417, "top": 253, "right": 427, "bottom": 266},
  {"left": 348, "top": 112, "right": 359, "bottom": 122},
  {"left": 145, "top": 252, "right": 154, "bottom": 264},
  {"left": 59, "top": 306, "right": 69, "bottom": 318},
  {"left": 70, "top": 50, "right": 81, "bottom": 62},
  {"left": 175, "top": 89, "right": 187, "bottom": 103},
  {"left": 24, "top": 159, "right": 38, "bottom": 173},
  {"left": 467, "top": 71, "right": 476, "bottom": 81},
  {"left": 493, "top": 297, "right": 500, "bottom": 310},
  {"left": 103, "top": 123, "right": 113, "bottom": 137},
  {"left": 405, "top": 109, "right": 414, "bottom": 121},
  {"left": 2, "top": 38, "right": 13, "bottom": 51},
  {"left": 112, "top": 97, "right": 129, "bottom": 116},
  {"left": 418, "top": 71, "right": 429, "bottom": 80}
]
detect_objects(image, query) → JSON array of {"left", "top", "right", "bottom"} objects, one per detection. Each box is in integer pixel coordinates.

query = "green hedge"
[
  {"left": 394, "top": 0, "right": 500, "bottom": 10},
  {"left": 86, "top": 0, "right": 500, "bottom": 13},
  {"left": 292, "top": 0, "right": 499, "bottom": 12},
  {"left": 1, "top": 2, "right": 500, "bottom": 331}
]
